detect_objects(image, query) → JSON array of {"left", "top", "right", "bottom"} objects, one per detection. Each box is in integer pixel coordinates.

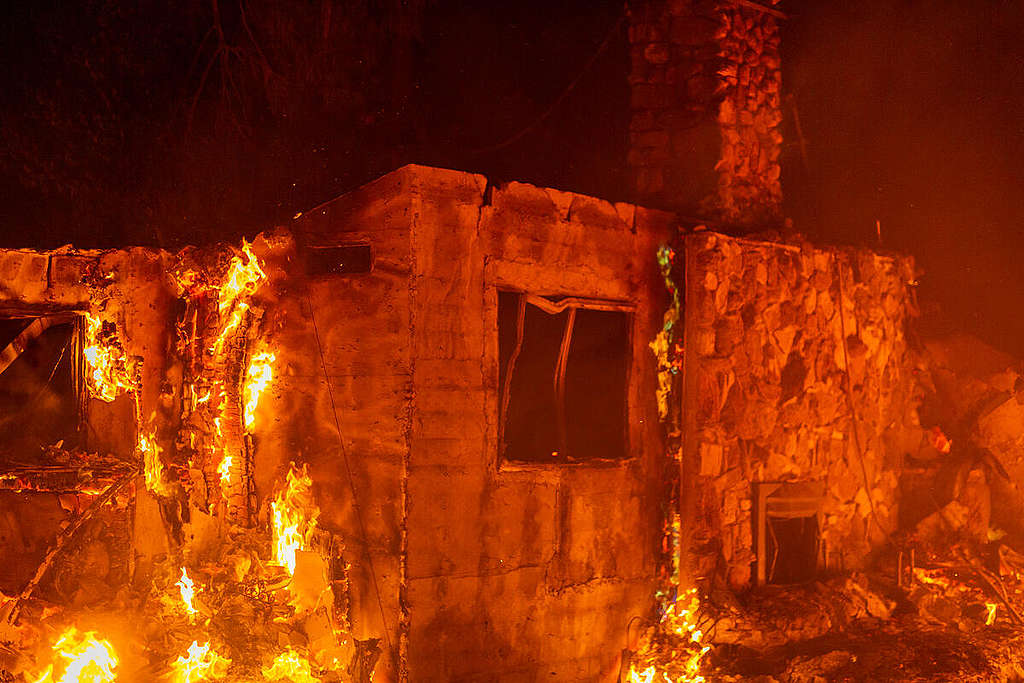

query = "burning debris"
[
  {"left": 0, "top": 234, "right": 365, "bottom": 682},
  {"left": 626, "top": 587, "right": 711, "bottom": 683}
]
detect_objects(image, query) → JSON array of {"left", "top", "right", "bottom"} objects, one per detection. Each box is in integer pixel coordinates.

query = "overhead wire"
[{"left": 306, "top": 293, "right": 394, "bottom": 654}]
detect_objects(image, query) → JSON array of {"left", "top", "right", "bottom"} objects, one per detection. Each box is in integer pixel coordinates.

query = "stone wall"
[
  {"left": 628, "top": 0, "right": 783, "bottom": 226},
  {"left": 680, "top": 231, "right": 919, "bottom": 589}
]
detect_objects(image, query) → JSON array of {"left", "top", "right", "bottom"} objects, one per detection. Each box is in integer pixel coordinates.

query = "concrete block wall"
[
  {"left": 390, "top": 165, "right": 673, "bottom": 681},
  {"left": 291, "top": 165, "right": 675, "bottom": 679}
]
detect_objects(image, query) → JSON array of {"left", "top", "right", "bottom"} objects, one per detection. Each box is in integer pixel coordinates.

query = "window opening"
[
  {"left": 498, "top": 291, "right": 631, "bottom": 463},
  {"left": 0, "top": 313, "right": 83, "bottom": 463}
]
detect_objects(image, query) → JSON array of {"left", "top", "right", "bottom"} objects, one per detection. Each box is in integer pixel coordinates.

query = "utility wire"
[{"left": 307, "top": 294, "right": 394, "bottom": 654}]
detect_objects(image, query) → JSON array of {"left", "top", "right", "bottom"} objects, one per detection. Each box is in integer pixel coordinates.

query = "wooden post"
[{"left": 678, "top": 235, "right": 699, "bottom": 589}]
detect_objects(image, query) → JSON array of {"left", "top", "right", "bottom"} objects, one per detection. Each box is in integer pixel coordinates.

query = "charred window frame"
[
  {"left": 0, "top": 311, "right": 86, "bottom": 462},
  {"left": 497, "top": 291, "right": 633, "bottom": 464}
]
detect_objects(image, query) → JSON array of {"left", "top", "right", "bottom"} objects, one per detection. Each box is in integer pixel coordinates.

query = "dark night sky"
[{"left": 2, "top": 1, "right": 1024, "bottom": 355}]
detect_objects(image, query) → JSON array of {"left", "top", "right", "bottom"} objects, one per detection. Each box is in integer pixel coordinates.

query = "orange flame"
[
  {"left": 271, "top": 463, "right": 319, "bottom": 576},
  {"left": 243, "top": 351, "right": 275, "bottom": 432},
  {"left": 169, "top": 641, "right": 230, "bottom": 683},
  {"left": 262, "top": 648, "right": 322, "bottom": 682},
  {"left": 33, "top": 627, "right": 118, "bottom": 683},
  {"left": 217, "top": 455, "right": 232, "bottom": 487},
  {"left": 211, "top": 240, "right": 266, "bottom": 355},
  {"left": 627, "top": 588, "right": 709, "bottom": 683},
  {"left": 83, "top": 314, "right": 134, "bottom": 402},
  {"left": 138, "top": 432, "right": 171, "bottom": 497},
  {"left": 176, "top": 568, "right": 198, "bottom": 619}
]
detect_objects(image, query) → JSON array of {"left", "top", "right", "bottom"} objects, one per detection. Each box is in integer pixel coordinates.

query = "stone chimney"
[{"left": 627, "top": 0, "right": 784, "bottom": 227}]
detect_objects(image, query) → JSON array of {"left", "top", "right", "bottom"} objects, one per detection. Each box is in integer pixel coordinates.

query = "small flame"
[
  {"left": 628, "top": 667, "right": 661, "bottom": 683},
  {"left": 262, "top": 648, "right": 321, "bottom": 682},
  {"left": 138, "top": 432, "right": 171, "bottom": 497},
  {"left": 243, "top": 351, "right": 275, "bottom": 431},
  {"left": 217, "top": 455, "right": 232, "bottom": 487},
  {"left": 33, "top": 627, "right": 119, "bottom": 683},
  {"left": 218, "top": 240, "right": 266, "bottom": 316},
  {"left": 928, "top": 426, "right": 952, "bottom": 454},
  {"left": 83, "top": 314, "right": 134, "bottom": 402},
  {"left": 176, "top": 568, "right": 197, "bottom": 618},
  {"left": 271, "top": 463, "right": 319, "bottom": 576},
  {"left": 986, "top": 602, "right": 998, "bottom": 626},
  {"left": 169, "top": 641, "right": 230, "bottom": 683}
]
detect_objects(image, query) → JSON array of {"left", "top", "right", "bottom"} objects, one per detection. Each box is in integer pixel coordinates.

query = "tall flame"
[
  {"left": 138, "top": 432, "right": 171, "bottom": 497},
  {"left": 83, "top": 315, "right": 134, "bottom": 402},
  {"left": 211, "top": 240, "right": 266, "bottom": 355},
  {"left": 176, "top": 568, "right": 197, "bottom": 618},
  {"left": 169, "top": 641, "right": 230, "bottom": 683},
  {"left": 271, "top": 463, "right": 319, "bottom": 576},
  {"left": 33, "top": 627, "right": 119, "bottom": 683},
  {"left": 243, "top": 351, "right": 275, "bottom": 432},
  {"left": 262, "top": 648, "right": 321, "bottom": 682}
]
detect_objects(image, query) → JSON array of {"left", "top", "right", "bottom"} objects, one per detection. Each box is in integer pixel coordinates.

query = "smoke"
[{"left": 783, "top": 0, "right": 1024, "bottom": 354}]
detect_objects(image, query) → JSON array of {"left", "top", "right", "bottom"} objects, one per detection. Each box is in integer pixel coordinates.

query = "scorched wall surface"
[{"left": 396, "top": 166, "right": 672, "bottom": 681}]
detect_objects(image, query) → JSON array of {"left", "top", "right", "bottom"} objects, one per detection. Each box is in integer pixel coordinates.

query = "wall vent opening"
[{"left": 754, "top": 481, "right": 824, "bottom": 585}]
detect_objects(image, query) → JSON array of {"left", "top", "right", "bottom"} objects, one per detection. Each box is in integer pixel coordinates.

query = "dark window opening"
[
  {"left": 765, "top": 515, "right": 820, "bottom": 585},
  {"left": 0, "top": 314, "right": 82, "bottom": 464},
  {"left": 498, "top": 290, "right": 630, "bottom": 463},
  {"left": 305, "top": 243, "right": 373, "bottom": 276}
]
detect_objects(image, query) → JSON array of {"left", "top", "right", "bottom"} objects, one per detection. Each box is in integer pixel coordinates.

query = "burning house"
[{"left": 3, "top": 1, "right": 1024, "bottom": 682}]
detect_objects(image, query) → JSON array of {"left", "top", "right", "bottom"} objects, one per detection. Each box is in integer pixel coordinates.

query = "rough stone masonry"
[{"left": 628, "top": 0, "right": 784, "bottom": 227}]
